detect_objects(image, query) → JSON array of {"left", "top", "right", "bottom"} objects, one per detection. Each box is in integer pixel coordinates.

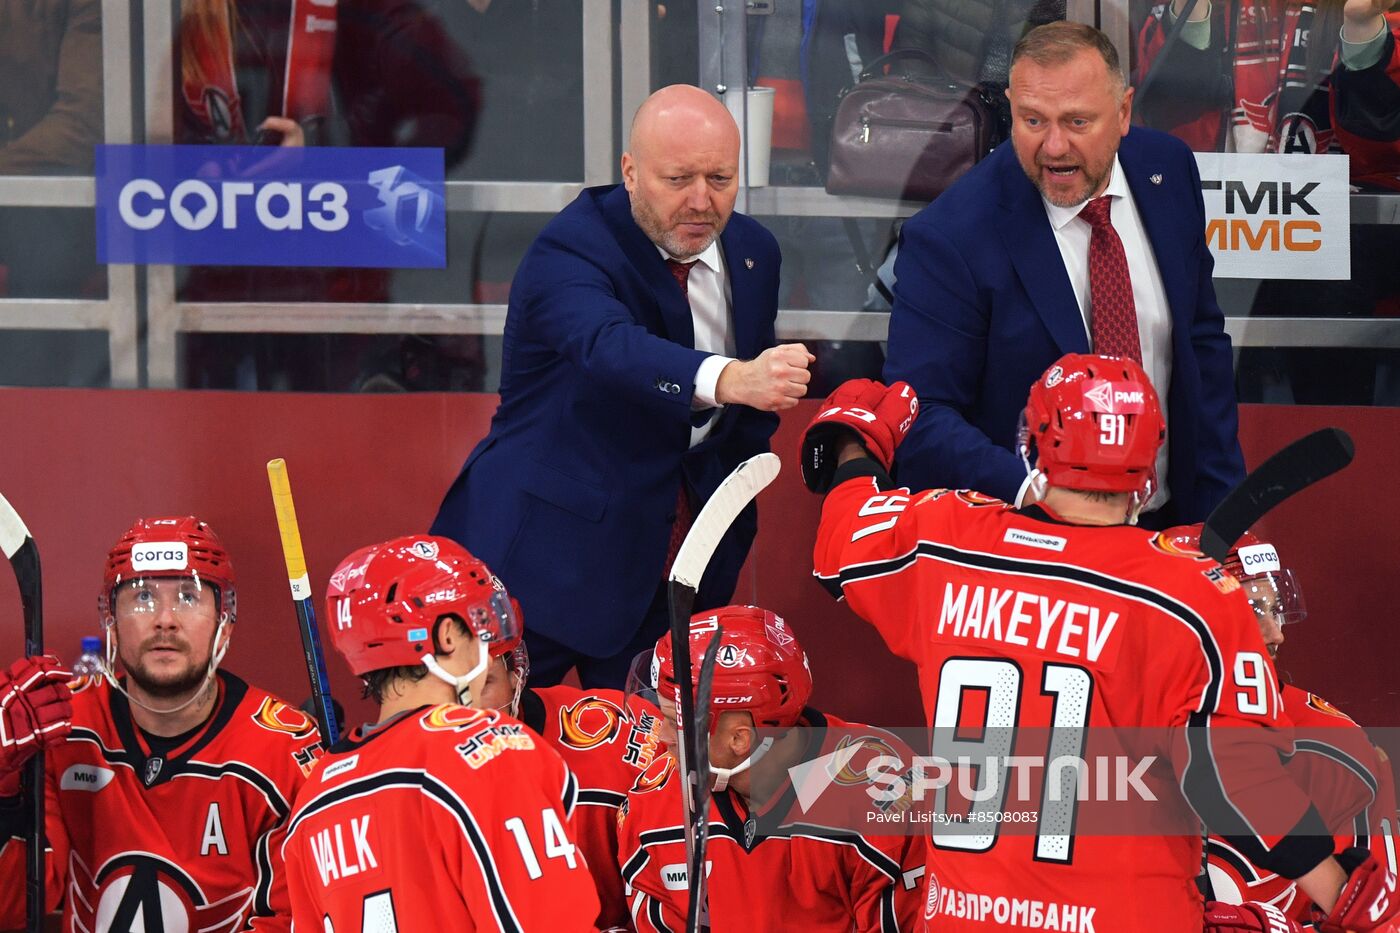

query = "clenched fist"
[
  {"left": 715, "top": 343, "right": 815, "bottom": 411},
  {"left": 0, "top": 655, "right": 73, "bottom": 795},
  {"left": 800, "top": 378, "right": 919, "bottom": 493}
]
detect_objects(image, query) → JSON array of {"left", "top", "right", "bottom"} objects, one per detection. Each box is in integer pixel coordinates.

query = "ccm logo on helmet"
[
  {"left": 714, "top": 696, "right": 755, "bottom": 705},
  {"left": 130, "top": 542, "right": 189, "bottom": 572}
]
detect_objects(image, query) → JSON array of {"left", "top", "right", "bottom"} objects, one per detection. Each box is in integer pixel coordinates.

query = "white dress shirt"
[
  {"left": 656, "top": 240, "right": 735, "bottom": 447},
  {"left": 1020, "top": 156, "right": 1174, "bottom": 511}
]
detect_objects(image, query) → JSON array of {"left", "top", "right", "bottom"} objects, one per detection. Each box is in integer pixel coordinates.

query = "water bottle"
[{"left": 72, "top": 636, "right": 104, "bottom": 678}]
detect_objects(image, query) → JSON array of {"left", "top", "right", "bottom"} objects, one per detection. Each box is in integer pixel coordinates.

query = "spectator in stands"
[
  {"left": 1135, "top": 0, "right": 1400, "bottom": 175},
  {"left": 1136, "top": 0, "right": 1400, "bottom": 406},
  {"left": 432, "top": 85, "right": 810, "bottom": 689},
  {"left": 0, "top": 0, "right": 105, "bottom": 385},
  {"left": 884, "top": 22, "right": 1245, "bottom": 527},
  {"left": 175, "top": 0, "right": 480, "bottom": 391}
]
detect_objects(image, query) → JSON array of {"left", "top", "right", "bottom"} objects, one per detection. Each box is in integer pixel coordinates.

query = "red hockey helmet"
[
  {"left": 651, "top": 606, "right": 813, "bottom": 730},
  {"left": 1161, "top": 525, "right": 1306, "bottom": 624},
  {"left": 325, "top": 535, "right": 521, "bottom": 678},
  {"left": 99, "top": 516, "right": 237, "bottom": 624},
  {"left": 1018, "top": 353, "right": 1164, "bottom": 497}
]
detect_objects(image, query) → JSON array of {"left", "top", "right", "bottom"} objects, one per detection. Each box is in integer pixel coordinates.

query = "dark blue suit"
[
  {"left": 884, "top": 126, "right": 1244, "bottom": 526},
  {"left": 431, "top": 184, "right": 780, "bottom": 684}
]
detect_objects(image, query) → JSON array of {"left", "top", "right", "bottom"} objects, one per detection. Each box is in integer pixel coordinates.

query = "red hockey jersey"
[
  {"left": 0, "top": 671, "right": 321, "bottom": 932},
  {"left": 1207, "top": 683, "right": 1400, "bottom": 919},
  {"left": 523, "top": 684, "right": 663, "bottom": 930},
  {"left": 282, "top": 703, "right": 599, "bottom": 932},
  {"left": 617, "top": 708, "right": 926, "bottom": 933},
  {"left": 814, "top": 474, "right": 1335, "bottom": 932}
]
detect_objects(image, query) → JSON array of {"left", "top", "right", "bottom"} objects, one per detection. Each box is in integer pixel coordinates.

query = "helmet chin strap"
[
  {"left": 102, "top": 617, "right": 230, "bottom": 716},
  {"left": 710, "top": 736, "right": 775, "bottom": 791},
  {"left": 421, "top": 638, "right": 490, "bottom": 706}
]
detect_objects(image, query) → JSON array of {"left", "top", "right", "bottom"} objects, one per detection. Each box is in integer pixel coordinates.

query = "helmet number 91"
[{"left": 1099, "top": 414, "right": 1126, "bottom": 447}]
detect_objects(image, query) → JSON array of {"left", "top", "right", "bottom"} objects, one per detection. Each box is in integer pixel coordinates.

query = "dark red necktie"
[
  {"left": 663, "top": 258, "right": 697, "bottom": 579},
  {"left": 1079, "top": 196, "right": 1141, "bottom": 364}
]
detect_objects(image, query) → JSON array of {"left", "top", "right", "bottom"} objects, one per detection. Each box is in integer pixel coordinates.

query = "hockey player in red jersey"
[
  {"left": 281, "top": 535, "right": 599, "bottom": 932},
  {"left": 802, "top": 355, "right": 1400, "bottom": 933},
  {"left": 1159, "top": 527, "right": 1400, "bottom": 930},
  {"left": 0, "top": 515, "right": 323, "bottom": 932},
  {"left": 616, "top": 605, "right": 926, "bottom": 932},
  {"left": 469, "top": 630, "right": 663, "bottom": 930}
]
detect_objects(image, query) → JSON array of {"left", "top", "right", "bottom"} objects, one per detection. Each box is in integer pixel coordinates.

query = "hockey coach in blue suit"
[
  {"left": 884, "top": 22, "right": 1245, "bottom": 529},
  {"left": 432, "top": 85, "right": 812, "bottom": 688}
]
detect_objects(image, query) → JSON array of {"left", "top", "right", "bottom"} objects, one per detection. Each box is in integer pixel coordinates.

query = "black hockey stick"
[
  {"left": 668, "top": 452, "right": 780, "bottom": 933},
  {"left": 0, "top": 493, "right": 45, "bottom": 933},
  {"left": 686, "top": 628, "right": 722, "bottom": 932},
  {"left": 1198, "top": 428, "right": 1355, "bottom": 562},
  {"left": 267, "top": 460, "right": 340, "bottom": 745}
]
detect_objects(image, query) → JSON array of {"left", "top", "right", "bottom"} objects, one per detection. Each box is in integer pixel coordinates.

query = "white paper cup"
[{"left": 723, "top": 86, "right": 775, "bottom": 188}]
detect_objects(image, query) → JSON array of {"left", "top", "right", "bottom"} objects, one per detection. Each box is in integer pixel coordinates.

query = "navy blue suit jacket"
[
  {"left": 431, "top": 184, "right": 780, "bottom": 655},
  {"left": 884, "top": 126, "right": 1244, "bottom": 526}
]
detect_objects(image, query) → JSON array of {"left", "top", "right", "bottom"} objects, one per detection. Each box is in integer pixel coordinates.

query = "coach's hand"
[
  {"left": 1203, "top": 901, "right": 1304, "bottom": 933},
  {"left": 716, "top": 344, "right": 815, "bottom": 412},
  {"left": 1315, "top": 849, "right": 1400, "bottom": 933},
  {"left": 800, "top": 379, "right": 918, "bottom": 493},
  {"left": 0, "top": 656, "right": 73, "bottom": 794}
]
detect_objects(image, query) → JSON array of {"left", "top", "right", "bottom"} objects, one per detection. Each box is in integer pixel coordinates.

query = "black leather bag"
[{"left": 825, "top": 49, "right": 999, "bottom": 202}]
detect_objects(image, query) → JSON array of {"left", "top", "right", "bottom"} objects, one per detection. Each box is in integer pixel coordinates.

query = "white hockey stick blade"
[
  {"left": 669, "top": 453, "right": 780, "bottom": 590},
  {"left": 0, "top": 492, "right": 32, "bottom": 560}
]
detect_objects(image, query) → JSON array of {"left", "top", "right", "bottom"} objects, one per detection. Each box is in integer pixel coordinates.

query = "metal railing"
[{"left": 2, "top": 0, "right": 1398, "bottom": 390}]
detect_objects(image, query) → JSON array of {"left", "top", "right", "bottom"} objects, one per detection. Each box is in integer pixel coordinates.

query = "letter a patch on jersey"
[{"left": 202, "top": 803, "right": 228, "bottom": 855}]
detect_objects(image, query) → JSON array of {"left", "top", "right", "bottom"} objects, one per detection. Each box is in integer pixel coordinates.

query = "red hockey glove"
[
  {"left": 800, "top": 379, "right": 918, "bottom": 493},
  {"left": 0, "top": 655, "right": 73, "bottom": 784},
  {"left": 1203, "top": 901, "right": 1303, "bottom": 933},
  {"left": 1315, "top": 849, "right": 1400, "bottom": 933}
]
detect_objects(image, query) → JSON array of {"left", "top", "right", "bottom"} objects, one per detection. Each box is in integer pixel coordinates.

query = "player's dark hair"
[{"left": 359, "top": 614, "right": 470, "bottom": 703}]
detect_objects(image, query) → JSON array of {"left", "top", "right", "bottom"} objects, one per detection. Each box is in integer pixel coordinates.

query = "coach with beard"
[
  {"left": 432, "top": 85, "right": 811, "bottom": 689},
  {"left": 884, "top": 22, "right": 1245, "bottom": 528}
]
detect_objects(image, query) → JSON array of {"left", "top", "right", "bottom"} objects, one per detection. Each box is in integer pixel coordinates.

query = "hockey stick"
[
  {"left": 266, "top": 460, "right": 340, "bottom": 745},
  {"left": 0, "top": 493, "right": 45, "bottom": 933},
  {"left": 686, "top": 628, "right": 722, "bottom": 933},
  {"left": 668, "top": 451, "right": 780, "bottom": 933},
  {"left": 1198, "top": 428, "right": 1354, "bottom": 562}
]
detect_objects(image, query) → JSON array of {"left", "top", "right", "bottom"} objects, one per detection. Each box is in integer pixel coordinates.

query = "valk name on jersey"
[
  {"left": 306, "top": 815, "right": 380, "bottom": 887},
  {"left": 937, "top": 583, "right": 1120, "bottom": 666}
]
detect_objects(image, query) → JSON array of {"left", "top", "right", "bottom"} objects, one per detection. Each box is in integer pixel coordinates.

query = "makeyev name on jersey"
[{"left": 937, "top": 583, "right": 1120, "bottom": 667}]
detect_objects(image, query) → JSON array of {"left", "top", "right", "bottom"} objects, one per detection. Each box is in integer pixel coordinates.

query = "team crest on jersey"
[
  {"left": 914, "top": 488, "right": 953, "bottom": 507},
  {"left": 251, "top": 697, "right": 316, "bottom": 738},
  {"left": 456, "top": 722, "right": 536, "bottom": 769},
  {"left": 420, "top": 703, "right": 490, "bottom": 732},
  {"left": 143, "top": 757, "right": 164, "bottom": 787},
  {"left": 954, "top": 490, "right": 1005, "bottom": 509},
  {"left": 70, "top": 850, "right": 253, "bottom": 933},
  {"left": 557, "top": 696, "right": 626, "bottom": 751},
  {"left": 829, "top": 735, "right": 916, "bottom": 814},
  {"left": 630, "top": 750, "right": 676, "bottom": 794},
  {"left": 1304, "top": 692, "right": 1355, "bottom": 723},
  {"left": 1149, "top": 531, "right": 1205, "bottom": 559}
]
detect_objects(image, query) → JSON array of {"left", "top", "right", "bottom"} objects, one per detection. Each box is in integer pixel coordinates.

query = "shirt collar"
[
  {"left": 1042, "top": 155, "right": 1128, "bottom": 231},
  {"left": 656, "top": 237, "right": 723, "bottom": 274}
]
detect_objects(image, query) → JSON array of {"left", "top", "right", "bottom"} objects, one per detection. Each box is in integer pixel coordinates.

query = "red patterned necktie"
[
  {"left": 663, "top": 257, "right": 697, "bottom": 579},
  {"left": 1078, "top": 196, "right": 1141, "bottom": 364},
  {"left": 666, "top": 257, "right": 695, "bottom": 296}
]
